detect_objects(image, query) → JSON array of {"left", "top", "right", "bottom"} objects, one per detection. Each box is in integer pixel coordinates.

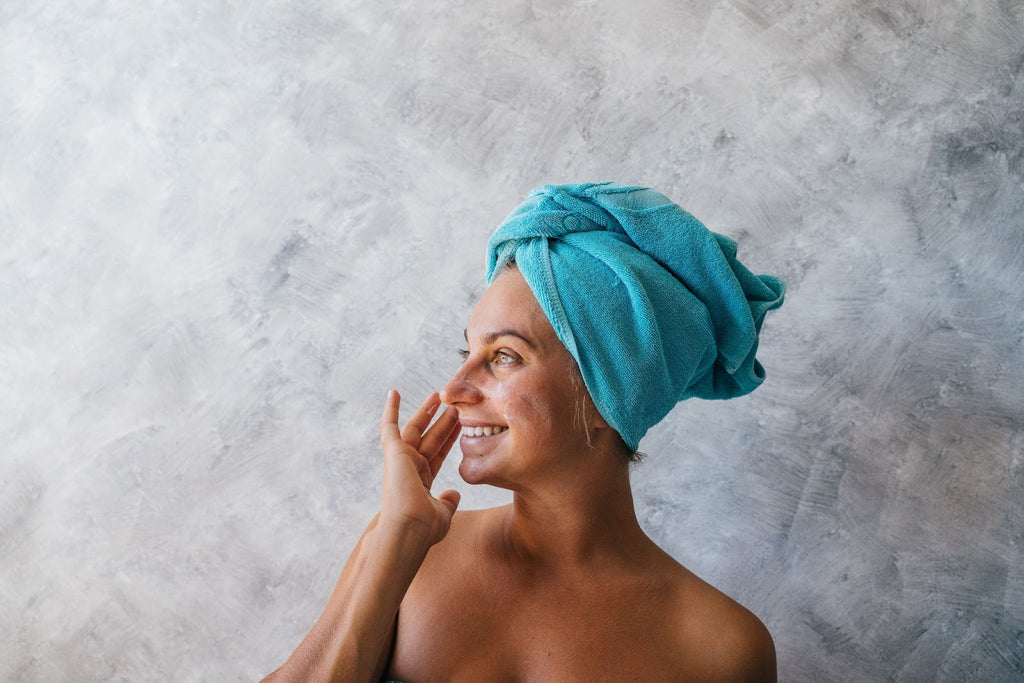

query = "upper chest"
[{"left": 389, "top": 556, "right": 688, "bottom": 681}]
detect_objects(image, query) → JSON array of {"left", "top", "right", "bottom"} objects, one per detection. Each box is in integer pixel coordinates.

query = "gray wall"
[{"left": 2, "top": 1, "right": 1022, "bottom": 680}]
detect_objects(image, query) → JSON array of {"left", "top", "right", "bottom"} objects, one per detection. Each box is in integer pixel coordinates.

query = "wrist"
[{"left": 371, "top": 512, "right": 436, "bottom": 559}]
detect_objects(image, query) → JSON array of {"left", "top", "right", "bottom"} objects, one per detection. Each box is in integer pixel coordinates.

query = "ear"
[
  {"left": 587, "top": 401, "right": 611, "bottom": 431},
  {"left": 590, "top": 412, "right": 633, "bottom": 460}
]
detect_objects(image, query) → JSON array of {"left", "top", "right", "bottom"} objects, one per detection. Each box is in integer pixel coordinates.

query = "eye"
[
  {"left": 492, "top": 350, "right": 518, "bottom": 366},
  {"left": 457, "top": 348, "right": 470, "bottom": 359}
]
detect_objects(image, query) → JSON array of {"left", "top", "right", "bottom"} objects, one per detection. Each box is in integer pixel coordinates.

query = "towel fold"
[{"left": 486, "top": 182, "right": 785, "bottom": 452}]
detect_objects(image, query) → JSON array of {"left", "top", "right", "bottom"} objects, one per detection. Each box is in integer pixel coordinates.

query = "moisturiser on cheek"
[
  {"left": 505, "top": 392, "right": 556, "bottom": 438},
  {"left": 494, "top": 381, "right": 516, "bottom": 427}
]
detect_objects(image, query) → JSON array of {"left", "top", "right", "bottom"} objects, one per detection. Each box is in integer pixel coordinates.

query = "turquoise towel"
[{"left": 486, "top": 182, "right": 785, "bottom": 452}]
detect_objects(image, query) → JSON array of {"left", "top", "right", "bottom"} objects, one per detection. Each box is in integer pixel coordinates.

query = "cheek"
[{"left": 496, "top": 379, "right": 571, "bottom": 436}]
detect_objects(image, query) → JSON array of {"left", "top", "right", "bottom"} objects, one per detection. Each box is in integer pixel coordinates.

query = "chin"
[
  {"left": 458, "top": 456, "right": 491, "bottom": 486},
  {"left": 458, "top": 455, "right": 513, "bottom": 489}
]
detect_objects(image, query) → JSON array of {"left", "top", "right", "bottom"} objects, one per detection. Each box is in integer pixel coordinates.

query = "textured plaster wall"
[{"left": 2, "top": 1, "right": 1022, "bottom": 680}]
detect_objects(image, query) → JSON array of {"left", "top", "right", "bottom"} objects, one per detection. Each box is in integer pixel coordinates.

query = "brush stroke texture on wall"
[{"left": 1, "top": 1, "right": 1022, "bottom": 680}]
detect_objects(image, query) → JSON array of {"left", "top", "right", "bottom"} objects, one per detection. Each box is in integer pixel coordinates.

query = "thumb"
[{"left": 436, "top": 489, "right": 461, "bottom": 519}]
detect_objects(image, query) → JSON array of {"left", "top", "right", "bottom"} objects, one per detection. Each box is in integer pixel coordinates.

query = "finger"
[
  {"left": 399, "top": 392, "right": 441, "bottom": 446},
  {"left": 440, "top": 414, "right": 461, "bottom": 455},
  {"left": 379, "top": 389, "right": 402, "bottom": 445},
  {"left": 436, "top": 489, "right": 461, "bottom": 519},
  {"left": 427, "top": 412, "right": 462, "bottom": 480},
  {"left": 419, "top": 405, "right": 459, "bottom": 457}
]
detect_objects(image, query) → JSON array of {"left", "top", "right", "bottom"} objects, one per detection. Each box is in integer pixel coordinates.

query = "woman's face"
[{"left": 440, "top": 267, "right": 599, "bottom": 489}]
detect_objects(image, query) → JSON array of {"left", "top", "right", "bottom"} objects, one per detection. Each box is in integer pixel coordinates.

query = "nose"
[{"left": 440, "top": 361, "right": 483, "bottom": 406}]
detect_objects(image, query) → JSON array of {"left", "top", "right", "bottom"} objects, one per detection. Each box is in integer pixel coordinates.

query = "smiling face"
[{"left": 439, "top": 267, "right": 605, "bottom": 489}]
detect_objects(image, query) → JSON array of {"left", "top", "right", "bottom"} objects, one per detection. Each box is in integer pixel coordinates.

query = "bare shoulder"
[
  {"left": 412, "top": 505, "right": 508, "bottom": 577},
  {"left": 665, "top": 561, "right": 777, "bottom": 682},
  {"left": 433, "top": 505, "right": 505, "bottom": 549}
]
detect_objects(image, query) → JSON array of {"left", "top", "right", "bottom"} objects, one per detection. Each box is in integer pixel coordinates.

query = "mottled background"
[{"left": 2, "top": 0, "right": 1022, "bottom": 680}]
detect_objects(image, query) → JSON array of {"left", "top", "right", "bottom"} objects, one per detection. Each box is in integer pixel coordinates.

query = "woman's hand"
[
  {"left": 378, "top": 390, "right": 462, "bottom": 547},
  {"left": 262, "top": 391, "right": 461, "bottom": 682}
]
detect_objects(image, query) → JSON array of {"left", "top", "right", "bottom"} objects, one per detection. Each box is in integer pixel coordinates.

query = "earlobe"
[
  {"left": 589, "top": 408, "right": 613, "bottom": 432},
  {"left": 581, "top": 393, "right": 610, "bottom": 431}
]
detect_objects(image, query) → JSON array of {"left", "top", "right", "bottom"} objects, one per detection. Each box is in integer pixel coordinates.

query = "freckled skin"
[
  {"left": 388, "top": 269, "right": 777, "bottom": 682},
  {"left": 447, "top": 270, "right": 600, "bottom": 491}
]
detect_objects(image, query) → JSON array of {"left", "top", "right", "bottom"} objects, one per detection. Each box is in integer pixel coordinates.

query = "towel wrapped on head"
[{"left": 485, "top": 182, "right": 785, "bottom": 452}]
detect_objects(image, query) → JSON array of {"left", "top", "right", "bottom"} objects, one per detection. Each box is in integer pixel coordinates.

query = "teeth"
[{"left": 464, "top": 425, "right": 507, "bottom": 437}]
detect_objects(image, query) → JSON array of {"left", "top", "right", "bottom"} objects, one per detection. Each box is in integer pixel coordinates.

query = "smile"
[{"left": 462, "top": 425, "right": 508, "bottom": 437}]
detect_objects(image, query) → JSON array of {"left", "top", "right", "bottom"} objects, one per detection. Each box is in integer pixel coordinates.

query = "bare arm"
[{"left": 263, "top": 390, "right": 461, "bottom": 683}]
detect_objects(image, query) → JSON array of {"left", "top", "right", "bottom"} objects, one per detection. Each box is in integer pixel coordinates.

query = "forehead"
[{"left": 467, "top": 268, "right": 559, "bottom": 350}]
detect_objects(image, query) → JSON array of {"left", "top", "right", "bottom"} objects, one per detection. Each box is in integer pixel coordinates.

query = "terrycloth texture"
[{"left": 486, "top": 182, "right": 785, "bottom": 452}]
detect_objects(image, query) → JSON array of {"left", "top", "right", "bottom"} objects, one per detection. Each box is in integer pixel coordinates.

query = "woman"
[{"left": 265, "top": 182, "right": 785, "bottom": 681}]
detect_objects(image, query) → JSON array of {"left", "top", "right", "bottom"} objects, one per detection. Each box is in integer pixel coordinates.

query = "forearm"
[{"left": 264, "top": 515, "right": 433, "bottom": 683}]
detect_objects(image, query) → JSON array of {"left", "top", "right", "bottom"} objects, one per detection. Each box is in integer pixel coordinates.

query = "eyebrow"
[{"left": 464, "top": 328, "right": 537, "bottom": 349}]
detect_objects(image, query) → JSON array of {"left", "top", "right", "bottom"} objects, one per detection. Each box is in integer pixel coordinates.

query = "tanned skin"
[{"left": 264, "top": 269, "right": 775, "bottom": 682}]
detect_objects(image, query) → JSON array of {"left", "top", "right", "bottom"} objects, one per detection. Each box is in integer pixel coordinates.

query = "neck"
[{"left": 500, "top": 452, "right": 648, "bottom": 569}]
